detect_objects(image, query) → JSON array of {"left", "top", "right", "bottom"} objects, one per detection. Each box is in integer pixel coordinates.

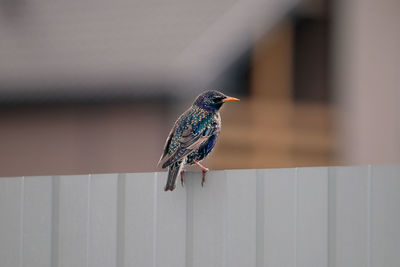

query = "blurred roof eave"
[{"left": 0, "top": 0, "right": 300, "bottom": 104}]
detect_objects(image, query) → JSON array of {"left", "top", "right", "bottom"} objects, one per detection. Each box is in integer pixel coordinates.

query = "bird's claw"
[
  {"left": 193, "top": 161, "right": 209, "bottom": 187},
  {"left": 180, "top": 170, "right": 185, "bottom": 187},
  {"left": 201, "top": 168, "right": 208, "bottom": 187}
]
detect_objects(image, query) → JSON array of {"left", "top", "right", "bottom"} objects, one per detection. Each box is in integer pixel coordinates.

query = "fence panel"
[
  {"left": 262, "top": 168, "right": 296, "bottom": 267},
  {"left": 188, "top": 170, "right": 227, "bottom": 267},
  {"left": 330, "top": 166, "right": 370, "bottom": 267},
  {"left": 297, "top": 167, "right": 329, "bottom": 267},
  {"left": 0, "top": 177, "right": 23, "bottom": 267},
  {"left": 371, "top": 165, "right": 400, "bottom": 267},
  {"left": 0, "top": 165, "right": 399, "bottom": 267},
  {"left": 23, "top": 176, "right": 53, "bottom": 267},
  {"left": 225, "top": 169, "right": 257, "bottom": 267},
  {"left": 123, "top": 172, "right": 157, "bottom": 267},
  {"left": 155, "top": 172, "right": 187, "bottom": 267},
  {"left": 89, "top": 174, "right": 118, "bottom": 267},
  {"left": 57, "top": 175, "right": 90, "bottom": 267}
]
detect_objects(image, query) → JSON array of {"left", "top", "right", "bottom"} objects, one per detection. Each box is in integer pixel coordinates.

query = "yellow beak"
[{"left": 222, "top": 96, "right": 240, "bottom": 102}]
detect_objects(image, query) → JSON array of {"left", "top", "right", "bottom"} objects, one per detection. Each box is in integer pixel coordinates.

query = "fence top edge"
[{"left": 0, "top": 164, "right": 398, "bottom": 179}]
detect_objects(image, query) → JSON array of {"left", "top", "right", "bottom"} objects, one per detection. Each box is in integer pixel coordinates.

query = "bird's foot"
[
  {"left": 201, "top": 169, "right": 208, "bottom": 187},
  {"left": 194, "top": 161, "right": 209, "bottom": 187},
  {"left": 180, "top": 170, "right": 185, "bottom": 187}
]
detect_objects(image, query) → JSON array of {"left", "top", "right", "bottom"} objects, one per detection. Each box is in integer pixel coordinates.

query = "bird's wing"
[
  {"left": 161, "top": 124, "right": 212, "bottom": 168},
  {"left": 158, "top": 123, "right": 177, "bottom": 166}
]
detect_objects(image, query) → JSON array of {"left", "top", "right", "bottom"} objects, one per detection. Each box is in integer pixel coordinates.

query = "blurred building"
[{"left": 0, "top": 0, "right": 398, "bottom": 176}]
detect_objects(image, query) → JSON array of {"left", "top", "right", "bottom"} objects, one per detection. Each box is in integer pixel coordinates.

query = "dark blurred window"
[{"left": 292, "top": 13, "right": 331, "bottom": 102}]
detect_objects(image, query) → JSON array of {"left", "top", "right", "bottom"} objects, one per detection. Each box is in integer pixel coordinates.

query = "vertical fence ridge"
[
  {"left": 222, "top": 171, "right": 228, "bottom": 267},
  {"left": 86, "top": 175, "right": 91, "bottom": 267},
  {"left": 116, "top": 174, "right": 126, "bottom": 267},
  {"left": 294, "top": 168, "right": 298, "bottom": 267},
  {"left": 367, "top": 165, "right": 373, "bottom": 267},
  {"left": 153, "top": 172, "right": 158, "bottom": 267},
  {"left": 185, "top": 172, "right": 194, "bottom": 267},
  {"left": 255, "top": 170, "right": 265, "bottom": 267},
  {"left": 19, "top": 177, "right": 25, "bottom": 267},
  {"left": 327, "top": 167, "right": 337, "bottom": 267},
  {"left": 51, "top": 176, "right": 60, "bottom": 267},
  {"left": 324, "top": 167, "right": 330, "bottom": 267}
]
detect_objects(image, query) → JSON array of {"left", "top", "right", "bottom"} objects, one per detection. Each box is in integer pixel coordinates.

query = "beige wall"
[
  {"left": 333, "top": 0, "right": 400, "bottom": 164},
  {"left": 0, "top": 104, "right": 167, "bottom": 176}
]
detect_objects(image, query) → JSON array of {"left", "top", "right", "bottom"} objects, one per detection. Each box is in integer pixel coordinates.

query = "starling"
[{"left": 159, "top": 90, "right": 239, "bottom": 191}]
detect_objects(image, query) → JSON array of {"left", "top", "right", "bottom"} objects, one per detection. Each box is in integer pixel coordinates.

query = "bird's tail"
[{"left": 164, "top": 161, "right": 183, "bottom": 191}]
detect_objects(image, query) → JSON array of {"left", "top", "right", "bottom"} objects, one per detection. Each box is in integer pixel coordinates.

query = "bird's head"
[{"left": 193, "top": 90, "right": 239, "bottom": 111}]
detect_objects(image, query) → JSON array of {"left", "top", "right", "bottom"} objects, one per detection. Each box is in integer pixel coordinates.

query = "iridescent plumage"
[{"left": 159, "top": 90, "right": 239, "bottom": 191}]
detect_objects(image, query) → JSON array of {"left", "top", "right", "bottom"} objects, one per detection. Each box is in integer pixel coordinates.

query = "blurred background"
[{"left": 0, "top": 0, "right": 399, "bottom": 177}]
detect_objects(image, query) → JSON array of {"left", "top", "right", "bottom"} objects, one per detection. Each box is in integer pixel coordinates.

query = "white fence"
[{"left": 0, "top": 165, "right": 399, "bottom": 267}]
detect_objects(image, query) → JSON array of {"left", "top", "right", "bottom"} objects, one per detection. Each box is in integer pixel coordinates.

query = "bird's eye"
[{"left": 213, "top": 96, "right": 224, "bottom": 103}]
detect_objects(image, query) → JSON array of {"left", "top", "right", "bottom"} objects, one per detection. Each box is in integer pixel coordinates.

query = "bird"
[{"left": 158, "top": 90, "right": 239, "bottom": 191}]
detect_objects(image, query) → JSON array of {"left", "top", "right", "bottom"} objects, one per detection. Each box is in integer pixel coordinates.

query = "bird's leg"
[
  {"left": 194, "top": 161, "right": 209, "bottom": 187},
  {"left": 194, "top": 161, "right": 209, "bottom": 172},
  {"left": 180, "top": 169, "right": 185, "bottom": 187},
  {"left": 201, "top": 170, "right": 207, "bottom": 187}
]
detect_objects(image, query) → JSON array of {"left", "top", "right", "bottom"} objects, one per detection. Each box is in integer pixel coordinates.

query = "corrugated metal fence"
[{"left": 0, "top": 165, "right": 399, "bottom": 267}]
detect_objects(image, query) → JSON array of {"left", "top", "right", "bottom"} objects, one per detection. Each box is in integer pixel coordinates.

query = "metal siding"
[
  {"left": 296, "top": 167, "right": 328, "bottom": 267},
  {"left": 155, "top": 172, "right": 187, "bottom": 267},
  {"left": 123, "top": 172, "right": 157, "bottom": 267},
  {"left": 371, "top": 165, "right": 400, "bottom": 267},
  {"left": 330, "top": 166, "right": 369, "bottom": 267},
  {"left": 189, "top": 170, "right": 226, "bottom": 267},
  {"left": 263, "top": 168, "right": 296, "bottom": 267},
  {"left": 57, "top": 175, "right": 90, "bottom": 267},
  {"left": 89, "top": 174, "right": 118, "bottom": 267},
  {"left": 0, "top": 177, "right": 23, "bottom": 267},
  {"left": 23, "top": 177, "right": 53, "bottom": 267},
  {"left": 225, "top": 169, "right": 257, "bottom": 267},
  {"left": 0, "top": 166, "right": 399, "bottom": 267}
]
